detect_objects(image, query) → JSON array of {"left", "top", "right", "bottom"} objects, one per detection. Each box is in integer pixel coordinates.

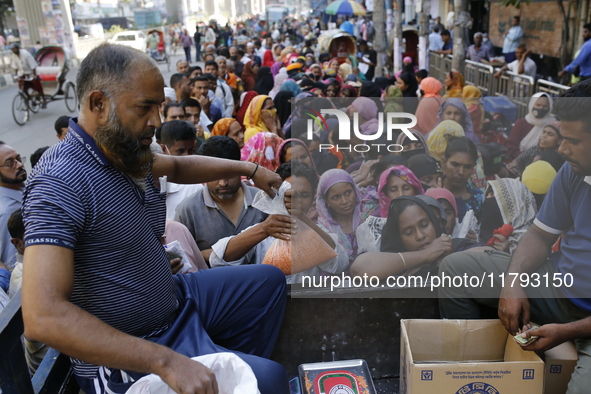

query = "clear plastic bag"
[{"left": 253, "top": 182, "right": 337, "bottom": 275}]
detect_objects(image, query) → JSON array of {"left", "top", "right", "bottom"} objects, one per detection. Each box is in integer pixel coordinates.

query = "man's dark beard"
[
  {"left": 94, "top": 107, "right": 154, "bottom": 184},
  {"left": 0, "top": 169, "right": 26, "bottom": 185}
]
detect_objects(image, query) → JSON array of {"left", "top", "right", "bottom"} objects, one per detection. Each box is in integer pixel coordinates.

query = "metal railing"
[
  {"left": 464, "top": 60, "right": 495, "bottom": 96},
  {"left": 427, "top": 52, "right": 571, "bottom": 119},
  {"left": 535, "top": 79, "right": 570, "bottom": 97}
]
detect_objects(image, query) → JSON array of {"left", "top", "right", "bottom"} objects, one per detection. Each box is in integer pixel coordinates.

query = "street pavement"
[{"left": 0, "top": 49, "right": 201, "bottom": 173}]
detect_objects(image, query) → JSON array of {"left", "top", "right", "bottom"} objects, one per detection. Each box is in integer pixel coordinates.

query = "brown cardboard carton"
[
  {"left": 400, "top": 319, "right": 544, "bottom": 394},
  {"left": 543, "top": 341, "right": 577, "bottom": 394}
]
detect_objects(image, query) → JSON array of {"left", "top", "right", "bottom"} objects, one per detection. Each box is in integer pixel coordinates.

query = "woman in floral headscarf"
[
  {"left": 240, "top": 131, "right": 283, "bottom": 172},
  {"left": 376, "top": 166, "right": 424, "bottom": 218},
  {"left": 443, "top": 71, "right": 465, "bottom": 98}
]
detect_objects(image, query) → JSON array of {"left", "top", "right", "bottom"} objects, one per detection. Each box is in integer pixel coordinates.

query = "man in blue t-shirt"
[{"left": 439, "top": 80, "right": 591, "bottom": 393}]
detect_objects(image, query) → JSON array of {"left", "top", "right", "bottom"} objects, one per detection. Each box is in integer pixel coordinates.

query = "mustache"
[{"left": 94, "top": 107, "right": 154, "bottom": 180}]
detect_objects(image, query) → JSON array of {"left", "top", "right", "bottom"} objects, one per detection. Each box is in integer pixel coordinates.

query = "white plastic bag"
[
  {"left": 125, "top": 352, "right": 261, "bottom": 394},
  {"left": 452, "top": 209, "right": 479, "bottom": 239},
  {"left": 163, "top": 240, "right": 192, "bottom": 274},
  {"left": 252, "top": 182, "right": 337, "bottom": 275}
]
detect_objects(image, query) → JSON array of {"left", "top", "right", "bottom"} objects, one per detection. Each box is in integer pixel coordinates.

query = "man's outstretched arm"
[{"left": 22, "top": 244, "right": 219, "bottom": 394}]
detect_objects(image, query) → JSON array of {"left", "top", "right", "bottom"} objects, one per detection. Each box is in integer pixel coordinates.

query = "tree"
[
  {"left": 0, "top": 0, "right": 14, "bottom": 39},
  {"left": 373, "top": 0, "right": 386, "bottom": 77}
]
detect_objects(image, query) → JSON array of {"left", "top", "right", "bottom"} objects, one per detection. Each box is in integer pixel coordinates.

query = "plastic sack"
[
  {"left": 164, "top": 240, "right": 192, "bottom": 274},
  {"left": 252, "top": 181, "right": 337, "bottom": 275},
  {"left": 452, "top": 209, "right": 479, "bottom": 239},
  {"left": 126, "top": 352, "right": 261, "bottom": 394}
]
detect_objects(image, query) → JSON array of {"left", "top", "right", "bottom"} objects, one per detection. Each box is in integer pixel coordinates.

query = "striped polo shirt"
[{"left": 22, "top": 119, "right": 179, "bottom": 378}]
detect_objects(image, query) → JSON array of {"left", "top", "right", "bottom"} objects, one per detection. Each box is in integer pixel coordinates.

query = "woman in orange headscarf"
[
  {"left": 415, "top": 77, "right": 444, "bottom": 135},
  {"left": 211, "top": 118, "right": 245, "bottom": 148},
  {"left": 243, "top": 95, "right": 282, "bottom": 143},
  {"left": 443, "top": 71, "right": 465, "bottom": 98},
  {"left": 462, "top": 85, "right": 484, "bottom": 136}
]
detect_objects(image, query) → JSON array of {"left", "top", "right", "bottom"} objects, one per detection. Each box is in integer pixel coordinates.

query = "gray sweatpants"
[{"left": 438, "top": 250, "right": 591, "bottom": 394}]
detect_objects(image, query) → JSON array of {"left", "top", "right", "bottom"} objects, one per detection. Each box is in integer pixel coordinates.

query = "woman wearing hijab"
[
  {"left": 277, "top": 138, "right": 317, "bottom": 170},
  {"left": 271, "top": 61, "right": 284, "bottom": 77},
  {"left": 348, "top": 97, "right": 379, "bottom": 136},
  {"left": 236, "top": 91, "right": 258, "bottom": 128},
  {"left": 241, "top": 61, "right": 259, "bottom": 91},
  {"left": 436, "top": 98, "right": 480, "bottom": 143},
  {"left": 396, "top": 72, "right": 419, "bottom": 114},
  {"left": 210, "top": 118, "right": 245, "bottom": 148},
  {"left": 506, "top": 92, "right": 555, "bottom": 160},
  {"left": 395, "top": 130, "right": 429, "bottom": 161},
  {"left": 359, "top": 81, "right": 382, "bottom": 98},
  {"left": 479, "top": 178, "right": 538, "bottom": 253},
  {"left": 462, "top": 85, "right": 484, "bottom": 136},
  {"left": 427, "top": 120, "right": 465, "bottom": 164},
  {"left": 383, "top": 85, "right": 404, "bottom": 115},
  {"left": 415, "top": 77, "right": 443, "bottom": 135},
  {"left": 316, "top": 169, "right": 373, "bottom": 266},
  {"left": 269, "top": 68, "right": 288, "bottom": 99},
  {"left": 426, "top": 188, "right": 458, "bottom": 235},
  {"left": 240, "top": 131, "right": 283, "bottom": 172},
  {"left": 243, "top": 95, "right": 281, "bottom": 143},
  {"left": 505, "top": 121, "right": 562, "bottom": 178},
  {"left": 264, "top": 44, "right": 283, "bottom": 67},
  {"left": 339, "top": 63, "right": 353, "bottom": 81},
  {"left": 443, "top": 71, "right": 465, "bottom": 98},
  {"left": 280, "top": 79, "right": 302, "bottom": 97},
  {"left": 325, "top": 78, "right": 341, "bottom": 97},
  {"left": 375, "top": 166, "right": 424, "bottom": 218},
  {"left": 273, "top": 91, "right": 293, "bottom": 128},
  {"left": 351, "top": 196, "right": 489, "bottom": 279},
  {"left": 254, "top": 66, "right": 274, "bottom": 95}
]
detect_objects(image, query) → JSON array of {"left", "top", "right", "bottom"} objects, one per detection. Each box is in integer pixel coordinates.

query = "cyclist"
[{"left": 10, "top": 43, "right": 47, "bottom": 109}]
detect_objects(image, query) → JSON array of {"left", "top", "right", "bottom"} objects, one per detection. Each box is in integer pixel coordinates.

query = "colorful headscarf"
[
  {"left": 211, "top": 118, "right": 239, "bottom": 136},
  {"left": 317, "top": 169, "right": 366, "bottom": 260},
  {"left": 444, "top": 71, "right": 465, "bottom": 98},
  {"left": 383, "top": 85, "right": 404, "bottom": 114},
  {"left": 437, "top": 98, "right": 479, "bottom": 143},
  {"left": 240, "top": 131, "right": 283, "bottom": 172},
  {"left": 377, "top": 166, "right": 424, "bottom": 218},
  {"left": 236, "top": 91, "right": 258, "bottom": 128},
  {"left": 243, "top": 95, "right": 271, "bottom": 143},
  {"left": 271, "top": 61, "right": 284, "bottom": 77},
  {"left": 462, "top": 85, "right": 481, "bottom": 105},
  {"left": 426, "top": 120, "right": 465, "bottom": 163},
  {"left": 276, "top": 138, "right": 317, "bottom": 171}
]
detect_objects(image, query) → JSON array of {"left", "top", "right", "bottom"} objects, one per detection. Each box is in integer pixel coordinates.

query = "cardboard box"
[
  {"left": 400, "top": 319, "right": 544, "bottom": 394},
  {"left": 543, "top": 341, "right": 578, "bottom": 394}
]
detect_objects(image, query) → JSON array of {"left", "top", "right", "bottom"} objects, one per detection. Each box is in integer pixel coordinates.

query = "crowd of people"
[{"left": 1, "top": 17, "right": 591, "bottom": 394}]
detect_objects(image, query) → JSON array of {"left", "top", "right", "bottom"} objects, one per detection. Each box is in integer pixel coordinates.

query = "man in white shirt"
[
  {"left": 10, "top": 44, "right": 46, "bottom": 108},
  {"left": 494, "top": 44, "right": 536, "bottom": 79}
]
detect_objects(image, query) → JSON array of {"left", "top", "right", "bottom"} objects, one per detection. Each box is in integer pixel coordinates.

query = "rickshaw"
[
  {"left": 12, "top": 46, "right": 78, "bottom": 126},
  {"left": 317, "top": 29, "right": 358, "bottom": 67},
  {"left": 147, "top": 28, "right": 170, "bottom": 71}
]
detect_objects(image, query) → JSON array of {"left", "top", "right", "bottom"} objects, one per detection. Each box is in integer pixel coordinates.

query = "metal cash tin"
[{"left": 298, "top": 359, "right": 377, "bottom": 394}]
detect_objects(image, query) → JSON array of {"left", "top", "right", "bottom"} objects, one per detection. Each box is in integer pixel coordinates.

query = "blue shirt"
[
  {"left": 22, "top": 119, "right": 179, "bottom": 378},
  {"left": 0, "top": 186, "right": 22, "bottom": 270},
  {"left": 534, "top": 163, "right": 591, "bottom": 312},
  {"left": 502, "top": 26, "right": 523, "bottom": 53},
  {"left": 565, "top": 39, "right": 591, "bottom": 77},
  {"left": 442, "top": 38, "right": 453, "bottom": 52}
]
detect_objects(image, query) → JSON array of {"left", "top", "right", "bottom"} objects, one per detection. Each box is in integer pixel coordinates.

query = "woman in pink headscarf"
[{"left": 376, "top": 166, "right": 424, "bottom": 218}]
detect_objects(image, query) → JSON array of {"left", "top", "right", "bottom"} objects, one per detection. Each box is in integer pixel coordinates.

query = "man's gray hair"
[
  {"left": 473, "top": 32, "right": 483, "bottom": 38},
  {"left": 215, "top": 56, "right": 227, "bottom": 63},
  {"left": 76, "top": 43, "right": 158, "bottom": 105}
]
